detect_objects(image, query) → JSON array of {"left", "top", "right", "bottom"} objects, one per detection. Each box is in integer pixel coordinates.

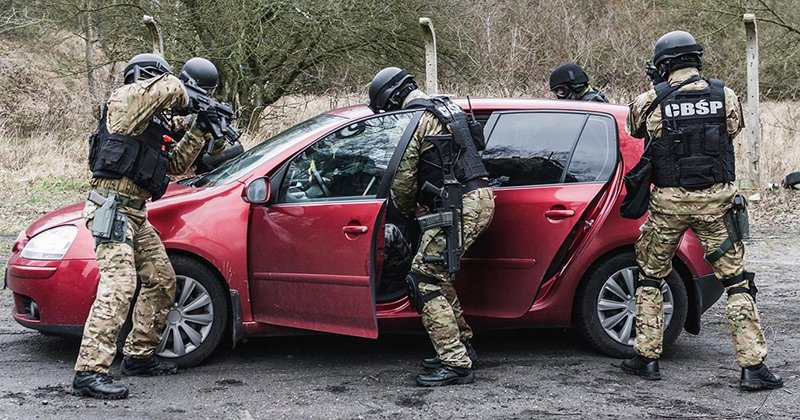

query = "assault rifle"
[
  {"left": 180, "top": 78, "right": 242, "bottom": 153},
  {"left": 645, "top": 61, "right": 665, "bottom": 85},
  {"left": 416, "top": 133, "right": 464, "bottom": 274}
]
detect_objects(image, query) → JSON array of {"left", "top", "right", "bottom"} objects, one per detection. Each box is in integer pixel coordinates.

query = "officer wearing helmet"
[
  {"left": 174, "top": 57, "right": 244, "bottom": 177},
  {"left": 549, "top": 63, "right": 608, "bottom": 102},
  {"left": 71, "top": 53, "right": 214, "bottom": 399},
  {"left": 368, "top": 67, "right": 495, "bottom": 386},
  {"left": 621, "top": 31, "right": 783, "bottom": 391}
]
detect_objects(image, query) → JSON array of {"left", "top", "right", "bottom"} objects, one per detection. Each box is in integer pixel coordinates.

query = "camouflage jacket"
[
  {"left": 389, "top": 89, "right": 445, "bottom": 215},
  {"left": 626, "top": 67, "right": 744, "bottom": 215},
  {"left": 91, "top": 73, "right": 209, "bottom": 199}
]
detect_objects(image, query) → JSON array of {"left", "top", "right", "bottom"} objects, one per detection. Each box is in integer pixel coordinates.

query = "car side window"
[
  {"left": 278, "top": 112, "right": 413, "bottom": 202},
  {"left": 482, "top": 112, "right": 587, "bottom": 187},
  {"left": 482, "top": 111, "right": 617, "bottom": 186},
  {"left": 565, "top": 115, "right": 616, "bottom": 183}
]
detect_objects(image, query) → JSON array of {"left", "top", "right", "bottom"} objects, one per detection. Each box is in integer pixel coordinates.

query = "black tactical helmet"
[
  {"left": 179, "top": 57, "right": 219, "bottom": 93},
  {"left": 368, "top": 67, "right": 418, "bottom": 113},
  {"left": 549, "top": 63, "right": 589, "bottom": 100},
  {"left": 653, "top": 30, "right": 703, "bottom": 71},
  {"left": 123, "top": 53, "right": 172, "bottom": 85}
]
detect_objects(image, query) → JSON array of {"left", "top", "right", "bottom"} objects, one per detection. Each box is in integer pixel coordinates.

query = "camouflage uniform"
[
  {"left": 392, "top": 90, "right": 496, "bottom": 369},
  {"left": 75, "top": 73, "right": 209, "bottom": 374},
  {"left": 627, "top": 67, "right": 768, "bottom": 367}
]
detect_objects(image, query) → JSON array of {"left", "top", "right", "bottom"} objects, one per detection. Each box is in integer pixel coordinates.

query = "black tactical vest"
[
  {"left": 88, "top": 106, "right": 173, "bottom": 200},
  {"left": 650, "top": 78, "right": 735, "bottom": 189},
  {"left": 405, "top": 97, "right": 489, "bottom": 205}
]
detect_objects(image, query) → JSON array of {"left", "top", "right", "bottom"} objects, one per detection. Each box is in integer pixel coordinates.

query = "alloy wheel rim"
[
  {"left": 596, "top": 267, "right": 673, "bottom": 346},
  {"left": 157, "top": 275, "right": 214, "bottom": 358}
]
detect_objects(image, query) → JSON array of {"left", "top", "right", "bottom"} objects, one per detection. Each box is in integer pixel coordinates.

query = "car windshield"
[{"left": 186, "top": 114, "right": 344, "bottom": 188}]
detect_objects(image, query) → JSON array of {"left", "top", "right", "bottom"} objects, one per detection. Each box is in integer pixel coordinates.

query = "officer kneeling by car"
[
  {"left": 621, "top": 31, "right": 782, "bottom": 391},
  {"left": 368, "top": 67, "right": 495, "bottom": 386},
  {"left": 71, "top": 53, "right": 223, "bottom": 399}
]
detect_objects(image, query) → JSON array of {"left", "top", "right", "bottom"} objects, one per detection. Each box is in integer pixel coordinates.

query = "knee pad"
[
  {"left": 723, "top": 271, "right": 757, "bottom": 300},
  {"left": 405, "top": 273, "right": 441, "bottom": 314}
]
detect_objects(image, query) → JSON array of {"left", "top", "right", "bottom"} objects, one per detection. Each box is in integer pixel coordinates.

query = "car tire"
[
  {"left": 160, "top": 256, "right": 229, "bottom": 368},
  {"left": 117, "top": 256, "right": 229, "bottom": 368},
  {"left": 574, "top": 252, "right": 688, "bottom": 358}
]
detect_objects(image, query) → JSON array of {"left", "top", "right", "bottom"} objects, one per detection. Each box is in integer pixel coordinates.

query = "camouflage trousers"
[
  {"left": 413, "top": 187, "right": 495, "bottom": 369},
  {"left": 634, "top": 208, "right": 767, "bottom": 367},
  {"left": 74, "top": 198, "right": 176, "bottom": 374}
]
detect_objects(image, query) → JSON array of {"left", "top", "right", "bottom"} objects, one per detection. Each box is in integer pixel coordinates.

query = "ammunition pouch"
[
  {"left": 405, "top": 273, "right": 441, "bottom": 314},
  {"left": 706, "top": 194, "right": 749, "bottom": 263},
  {"left": 417, "top": 211, "right": 454, "bottom": 232},
  {"left": 723, "top": 271, "right": 757, "bottom": 301},
  {"left": 88, "top": 191, "right": 129, "bottom": 247}
]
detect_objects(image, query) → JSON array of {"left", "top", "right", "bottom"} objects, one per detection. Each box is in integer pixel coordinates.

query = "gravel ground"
[{"left": 1, "top": 222, "right": 798, "bottom": 419}]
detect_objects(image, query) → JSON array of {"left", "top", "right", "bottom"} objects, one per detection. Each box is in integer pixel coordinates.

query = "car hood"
[{"left": 24, "top": 183, "right": 200, "bottom": 238}]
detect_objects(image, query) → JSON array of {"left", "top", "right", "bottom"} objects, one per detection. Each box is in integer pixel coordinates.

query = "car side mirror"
[{"left": 243, "top": 177, "right": 271, "bottom": 204}]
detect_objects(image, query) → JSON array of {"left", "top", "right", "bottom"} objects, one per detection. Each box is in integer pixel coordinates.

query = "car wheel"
[
  {"left": 575, "top": 252, "right": 688, "bottom": 358},
  {"left": 155, "top": 256, "right": 229, "bottom": 368}
]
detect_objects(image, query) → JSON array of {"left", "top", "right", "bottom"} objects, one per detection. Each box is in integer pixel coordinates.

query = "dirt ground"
[{"left": 1, "top": 215, "right": 798, "bottom": 419}]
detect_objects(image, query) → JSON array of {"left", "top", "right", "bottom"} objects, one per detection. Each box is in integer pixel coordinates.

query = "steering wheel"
[{"left": 310, "top": 166, "right": 331, "bottom": 197}]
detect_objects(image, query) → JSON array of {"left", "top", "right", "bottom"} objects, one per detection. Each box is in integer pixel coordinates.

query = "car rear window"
[{"left": 482, "top": 111, "right": 617, "bottom": 186}]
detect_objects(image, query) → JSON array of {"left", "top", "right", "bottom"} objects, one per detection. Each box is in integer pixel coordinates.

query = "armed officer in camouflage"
[
  {"left": 621, "top": 31, "right": 783, "bottom": 391},
  {"left": 549, "top": 63, "right": 609, "bottom": 103},
  {"left": 71, "top": 53, "right": 215, "bottom": 399},
  {"left": 174, "top": 57, "right": 243, "bottom": 178},
  {"left": 368, "top": 67, "right": 495, "bottom": 387}
]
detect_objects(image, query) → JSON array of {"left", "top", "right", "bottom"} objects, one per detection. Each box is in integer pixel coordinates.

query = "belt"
[
  {"left": 463, "top": 178, "right": 489, "bottom": 193},
  {"left": 89, "top": 188, "right": 146, "bottom": 210}
]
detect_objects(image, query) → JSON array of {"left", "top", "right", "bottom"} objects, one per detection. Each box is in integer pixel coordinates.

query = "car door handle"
[
  {"left": 342, "top": 225, "right": 369, "bottom": 235},
  {"left": 544, "top": 209, "right": 575, "bottom": 219}
]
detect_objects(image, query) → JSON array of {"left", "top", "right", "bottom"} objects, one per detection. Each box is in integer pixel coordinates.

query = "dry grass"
[{"left": 1, "top": 33, "right": 800, "bottom": 236}]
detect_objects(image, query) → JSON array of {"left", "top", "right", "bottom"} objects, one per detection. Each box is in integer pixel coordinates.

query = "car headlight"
[{"left": 20, "top": 225, "right": 79, "bottom": 260}]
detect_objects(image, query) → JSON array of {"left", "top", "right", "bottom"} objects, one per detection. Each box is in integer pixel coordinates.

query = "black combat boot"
[
  {"left": 71, "top": 371, "right": 129, "bottom": 399},
  {"left": 121, "top": 355, "right": 178, "bottom": 376},
  {"left": 621, "top": 354, "right": 661, "bottom": 380},
  {"left": 740, "top": 363, "right": 783, "bottom": 391},
  {"left": 422, "top": 340, "right": 478, "bottom": 369},
  {"left": 416, "top": 365, "right": 475, "bottom": 387}
]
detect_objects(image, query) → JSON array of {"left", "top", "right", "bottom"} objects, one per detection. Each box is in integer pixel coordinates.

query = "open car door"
[{"left": 247, "top": 111, "right": 420, "bottom": 338}]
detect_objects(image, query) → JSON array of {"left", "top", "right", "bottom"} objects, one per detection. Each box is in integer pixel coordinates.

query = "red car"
[{"left": 5, "top": 99, "right": 722, "bottom": 367}]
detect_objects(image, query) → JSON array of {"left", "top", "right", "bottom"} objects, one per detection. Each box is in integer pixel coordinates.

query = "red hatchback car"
[{"left": 6, "top": 99, "right": 722, "bottom": 367}]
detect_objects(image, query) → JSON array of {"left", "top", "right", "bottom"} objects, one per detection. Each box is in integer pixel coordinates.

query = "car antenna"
[{"left": 466, "top": 95, "right": 476, "bottom": 123}]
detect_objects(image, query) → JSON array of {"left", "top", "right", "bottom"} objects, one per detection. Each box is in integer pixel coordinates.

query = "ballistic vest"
[
  {"left": 650, "top": 78, "right": 735, "bottom": 189},
  {"left": 405, "top": 97, "right": 489, "bottom": 206},
  {"left": 88, "top": 106, "right": 173, "bottom": 200}
]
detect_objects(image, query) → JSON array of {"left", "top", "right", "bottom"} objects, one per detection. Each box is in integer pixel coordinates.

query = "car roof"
[{"left": 324, "top": 98, "right": 629, "bottom": 121}]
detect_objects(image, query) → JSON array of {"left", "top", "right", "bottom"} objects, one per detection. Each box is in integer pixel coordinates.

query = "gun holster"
[
  {"left": 88, "top": 191, "right": 128, "bottom": 247},
  {"left": 405, "top": 273, "right": 441, "bottom": 314},
  {"left": 706, "top": 194, "right": 750, "bottom": 263}
]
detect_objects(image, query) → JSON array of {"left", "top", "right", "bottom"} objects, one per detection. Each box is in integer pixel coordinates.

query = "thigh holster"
[{"left": 405, "top": 273, "right": 442, "bottom": 314}]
